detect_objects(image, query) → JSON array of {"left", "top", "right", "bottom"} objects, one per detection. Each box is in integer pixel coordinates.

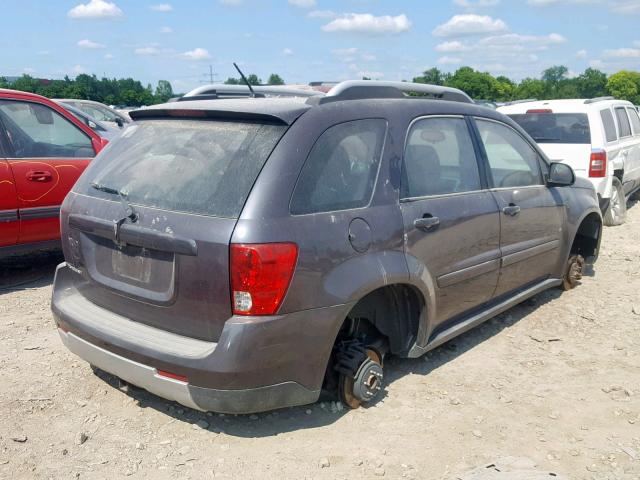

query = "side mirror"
[
  {"left": 115, "top": 118, "right": 124, "bottom": 128},
  {"left": 547, "top": 162, "right": 575, "bottom": 187}
]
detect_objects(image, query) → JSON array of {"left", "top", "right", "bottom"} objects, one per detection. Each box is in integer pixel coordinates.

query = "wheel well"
[
  {"left": 614, "top": 169, "right": 624, "bottom": 182},
  {"left": 340, "top": 284, "right": 424, "bottom": 356},
  {"left": 570, "top": 213, "right": 602, "bottom": 260}
]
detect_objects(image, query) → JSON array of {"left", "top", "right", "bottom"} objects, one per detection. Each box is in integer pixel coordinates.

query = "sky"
[{"left": 2, "top": 0, "right": 640, "bottom": 93}]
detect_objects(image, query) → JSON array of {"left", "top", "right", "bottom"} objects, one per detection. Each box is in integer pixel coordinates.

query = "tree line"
[
  {"left": 412, "top": 66, "right": 640, "bottom": 104},
  {"left": 2, "top": 66, "right": 640, "bottom": 106}
]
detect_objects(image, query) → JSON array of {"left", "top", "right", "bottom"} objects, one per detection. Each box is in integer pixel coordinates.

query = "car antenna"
[{"left": 233, "top": 62, "right": 256, "bottom": 98}]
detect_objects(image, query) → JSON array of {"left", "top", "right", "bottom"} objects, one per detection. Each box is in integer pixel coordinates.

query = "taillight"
[
  {"left": 230, "top": 243, "right": 298, "bottom": 316},
  {"left": 589, "top": 149, "right": 607, "bottom": 177},
  {"left": 526, "top": 109, "right": 553, "bottom": 114}
]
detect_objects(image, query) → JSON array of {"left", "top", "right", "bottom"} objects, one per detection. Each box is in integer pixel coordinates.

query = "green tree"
[
  {"left": 267, "top": 74, "right": 284, "bottom": 85},
  {"left": 606, "top": 71, "right": 640, "bottom": 103},
  {"left": 515, "top": 78, "right": 546, "bottom": 100},
  {"left": 576, "top": 68, "right": 608, "bottom": 98},
  {"left": 224, "top": 77, "right": 241, "bottom": 85},
  {"left": 444, "top": 67, "right": 501, "bottom": 100},
  {"left": 246, "top": 74, "right": 261, "bottom": 85},
  {"left": 0, "top": 77, "right": 10, "bottom": 88},
  {"left": 155, "top": 80, "right": 174, "bottom": 102},
  {"left": 413, "top": 67, "right": 449, "bottom": 86}
]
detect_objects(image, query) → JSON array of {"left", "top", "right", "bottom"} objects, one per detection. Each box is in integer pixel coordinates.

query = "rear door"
[
  {"left": 400, "top": 115, "right": 501, "bottom": 328},
  {"left": 0, "top": 137, "right": 19, "bottom": 247},
  {"left": 473, "top": 117, "right": 565, "bottom": 297},
  {"left": 613, "top": 105, "right": 638, "bottom": 194},
  {"left": 64, "top": 118, "right": 286, "bottom": 342},
  {"left": 624, "top": 106, "right": 640, "bottom": 191},
  {"left": 0, "top": 99, "right": 96, "bottom": 245}
]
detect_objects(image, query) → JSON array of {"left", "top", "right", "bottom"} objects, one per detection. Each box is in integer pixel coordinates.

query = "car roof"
[
  {"left": 498, "top": 98, "right": 634, "bottom": 114},
  {"left": 0, "top": 88, "right": 52, "bottom": 101}
]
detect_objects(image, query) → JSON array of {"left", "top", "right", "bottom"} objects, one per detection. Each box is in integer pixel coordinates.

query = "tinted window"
[
  {"left": 600, "top": 109, "right": 618, "bottom": 143},
  {"left": 476, "top": 119, "right": 543, "bottom": 188},
  {"left": 76, "top": 120, "right": 285, "bottom": 218},
  {"left": 402, "top": 116, "right": 481, "bottom": 198},
  {"left": 0, "top": 100, "right": 94, "bottom": 158},
  {"left": 290, "top": 119, "right": 386, "bottom": 215},
  {"left": 509, "top": 113, "right": 590, "bottom": 144},
  {"left": 627, "top": 107, "right": 640, "bottom": 135},
  {"left": 615, "top": 107, "right": 632, "bottom": 138}
]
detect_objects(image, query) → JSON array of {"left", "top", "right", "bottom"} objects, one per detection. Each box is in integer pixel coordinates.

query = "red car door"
[
  {"left": 0, "top": 97, "right": 100, "bottom": 245},
  {"left": 0, "top": 155, "right": 19, "bottom": 247}
]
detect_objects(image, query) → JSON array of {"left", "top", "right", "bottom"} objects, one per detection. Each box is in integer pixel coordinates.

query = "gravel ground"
[{"left": 1, "top": 204, "right": 639, "bottom": 480}]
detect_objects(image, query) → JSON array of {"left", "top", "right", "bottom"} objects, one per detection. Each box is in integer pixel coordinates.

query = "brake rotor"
[{"left": 339, "top": 348, "right": 383, "bottom": 409}]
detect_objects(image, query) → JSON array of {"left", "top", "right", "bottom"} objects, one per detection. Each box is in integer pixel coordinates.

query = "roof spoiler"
[{"left": 584, "top": 96, "right": 615, "bottom": 104}]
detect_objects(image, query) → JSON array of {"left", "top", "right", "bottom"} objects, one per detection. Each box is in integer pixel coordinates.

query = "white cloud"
[
  {"left": 307, "top": 10, "right": 336, "bottom": 19},
  {"left": 589, "top": 59, "right": 605, "bottom": 68},
  {"left": 135, "top": 46, "right": 160, "bottom": 55},
  {"left": 437, "top": 56, "right": 463, "bottom": 64},
  {"left": 435, "top": 40, "right": 468, "bottom": 52},
  {"left": 160, "top": 26, "right": 173, "bottom": 33},
  {"left": 454, "top": 0, "right": 500, "bottom": 7},
  {"left": 605, "top": 47, "right": 640, "bottom": 57},
  {"left": 68, "top": 0, "right": 123, "bottom": 19},
  {"left": 37, "top": 50, "right": 50, "bottom": 56},
  {"left": 282, "top": 48, "right": 294, "bottom": 56},
  {"left": 104, "top": 53, "right": 114, "bottom": 59},
  {"left": 333, "top": 47, "right": 359, "bottom": 57},
  {"left": 77, "top": 38, "right": 106, "bottom": 49},
  {"left": 181, "top": 48, "right": 211, "bottom": 60},
  {"left": 150, "top": 3, "right": 172, "bottom": 11},
  {"left": 322, "top": 13, "right": 411, "bottom": 35},
  {"left": 576, "top": 49, "right": 587, "bottom": 58},
  {"left": 433, "top": 14, "right": 507, "bottom": 37},
  {"left": 288, "top": 0, "right": 316, "bottom": 8},
  {"left": 527, "top": 0, "right": 640, "bottom": 14},
  {"left": 362, "top": 53, "right": 377, "bottom": 61},
  {"left": 358, "top": 70, "right": 384, "bottom": 79},
  {"left": 219, "top": 0, "right": 243, "bottom": 6},
  {"left": 611, "top": 0, "right": 640, "bottom": 14},
  {"left": 477, "top": 32, "right": 565, "bottom": 47},
  {"left": 72, "top": 65, "right": 87, "bottom": 74},
  {"left": 527, "top": 0, "right": 599, "bottom": 5}
]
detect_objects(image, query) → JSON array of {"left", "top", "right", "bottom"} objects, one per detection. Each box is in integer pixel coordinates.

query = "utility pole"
[{"left": 200, "top": 65, "right": 218, "bottom": 84}]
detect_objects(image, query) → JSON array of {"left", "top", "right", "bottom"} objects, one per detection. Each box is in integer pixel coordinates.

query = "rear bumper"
[{"left": 52, "top": 263, "right": 350, "bottom": 413}]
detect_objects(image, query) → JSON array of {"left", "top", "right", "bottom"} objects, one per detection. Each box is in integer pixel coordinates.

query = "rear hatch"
[
  {"left": 63, "top": 117, "right": 287, "bottom": 342},
  {"left": 508, "top": 112, "right": 592, "bottom": 175}
]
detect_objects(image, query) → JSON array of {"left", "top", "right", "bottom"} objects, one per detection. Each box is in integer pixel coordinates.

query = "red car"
[{"left": 0, "top": 89, "right": 108, "bottom": 257}]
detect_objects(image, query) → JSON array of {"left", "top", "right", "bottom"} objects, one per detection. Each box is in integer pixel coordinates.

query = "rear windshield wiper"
[{"left": 90, "top": 182, "right": 138, "bottom": 223}]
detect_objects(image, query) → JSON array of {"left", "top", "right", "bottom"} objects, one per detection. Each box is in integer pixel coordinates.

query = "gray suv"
[{"left": 51, "top": 81, "right": 603, "bottom": 414}]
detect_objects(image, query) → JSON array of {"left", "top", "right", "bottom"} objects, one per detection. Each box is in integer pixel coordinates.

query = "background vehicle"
[
  {"left": 56, "top": 103, "right": 120, "bottom": 141},
  {"left": 498, "top": 98, "right": 640, "bottom": 226},
  {"left": 177, "top": 84, "right": 324, "bottom": 102},
  {"left": 52, "top": 81, "right": 602, "bottom": 414},
  {"left": 55, "top": 99, "right": 131, "bottom": 128},
  {"left": 0, "top": 89, "right": 107, "bottom": 257}
]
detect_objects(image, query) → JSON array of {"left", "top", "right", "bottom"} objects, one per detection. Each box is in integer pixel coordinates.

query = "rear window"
[
  {"left": 509, "top": 113, "right": 590, "bottom": 144},
  {"left": 600, "top": 109, "right": 618, "bottom": 143},
  {"left": 75, "top": 119, "right": 285, "bottom": 218},
  {"left": 615, "top": 107, "right": 632, "bottom": 138},
  {"left": 627, "top": 107, "right": 640, "bottom": 135}
]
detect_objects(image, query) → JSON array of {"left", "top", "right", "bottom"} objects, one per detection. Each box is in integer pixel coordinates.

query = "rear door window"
[
  {"left": 615, "top": 107, "right": 632, "bottom": 138},
  {"left": 600, "top": 109, "right": 618, "bottom": 143},
  {"left": 290, "top": 119, "right": 387, "bottom": 215},
  {"left": 476, "top": 119, "right": 543, "bottom": 188},
  {"left": 626, "top": 107, "right": 640, "bottom": 135},
  {"left": 508, "top": 113, "right": 590, "bottom": 144},
  {"left": 75, "top": 119, "right": 286, "bottom": 218},
  {"left": 402, "top": 116, "right": 481, "bottom": 198},
  {"left": 0, "top": 100, "right": 94, "bottom": 158}
]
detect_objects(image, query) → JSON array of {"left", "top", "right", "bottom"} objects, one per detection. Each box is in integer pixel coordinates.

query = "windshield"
[
  {"left": 75, "top": 119, "right": 286, "bottom": 218},
  {"left": 509, "top": 113, "right": 591, "bottom": 144}
]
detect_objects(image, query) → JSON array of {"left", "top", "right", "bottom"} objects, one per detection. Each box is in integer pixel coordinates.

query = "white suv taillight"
[{"left": 589, "top": 149, "right": 607, "bottom": 178}]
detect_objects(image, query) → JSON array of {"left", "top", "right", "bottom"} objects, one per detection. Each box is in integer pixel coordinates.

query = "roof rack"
[
  {"left": 584, "top": 96, "right": 615, "bottom": 104},
  {"left": 307, "top": 80, "right": 473, "bottom": 105},
  {"left": 181, "top": 84, "right": 322, "bottom": 101}
]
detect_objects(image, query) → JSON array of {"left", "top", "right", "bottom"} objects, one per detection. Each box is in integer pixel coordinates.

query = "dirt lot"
[{"left": 1, "top": 205, "right": 639, "bottom": 480}]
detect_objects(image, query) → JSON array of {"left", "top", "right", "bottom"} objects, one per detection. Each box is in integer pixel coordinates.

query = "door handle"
[
  {"left": 414, "top": 215, "right": 440, "bottom": 231},
  {"left": 502, "top": 204, "right": 521, "bottom": 216},
  {"left": 26, "top": 170, "right": 53, "bottom": 182}
]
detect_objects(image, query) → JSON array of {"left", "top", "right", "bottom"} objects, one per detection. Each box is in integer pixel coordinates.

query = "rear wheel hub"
[{"left": 334, "top": 338, "right": 384, "bottom": 409}]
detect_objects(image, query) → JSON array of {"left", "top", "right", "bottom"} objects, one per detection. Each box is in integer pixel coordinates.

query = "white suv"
[{"left": 498, "top": 97, "right": 640, "bottom": 226}]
